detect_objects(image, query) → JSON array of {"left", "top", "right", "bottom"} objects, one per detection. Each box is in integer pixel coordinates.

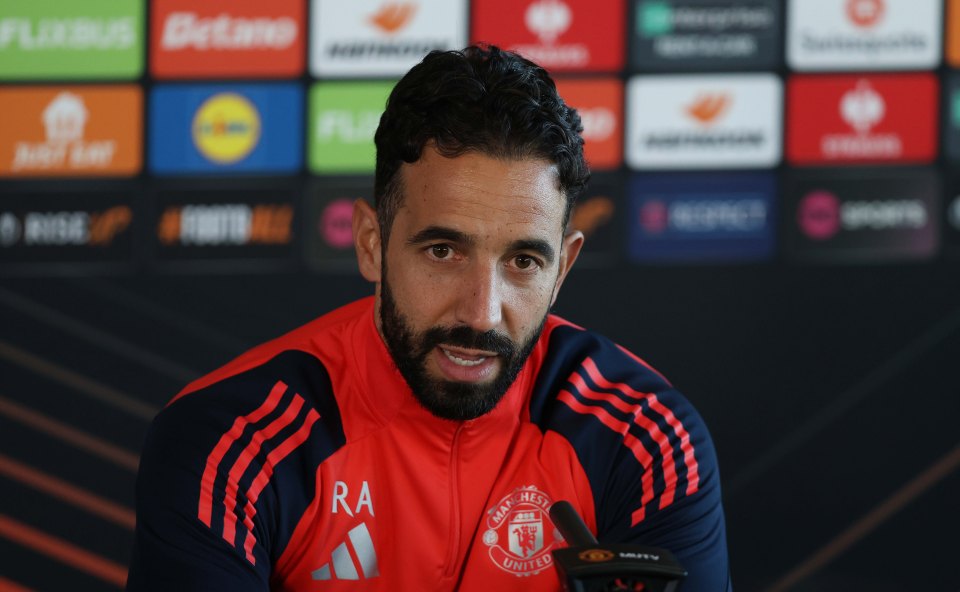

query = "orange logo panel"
[
  {"left": 150, "top": 0, "right": 306, "bottom": 79},
  {"left": 555, "top": 78, "right": 623, "bottom": 171},
  {"left": 948, "top": 0, "right": 960, "bottom": 66},
  {"left": 0, "top": 86, "right": 142, "bottom": 178}
]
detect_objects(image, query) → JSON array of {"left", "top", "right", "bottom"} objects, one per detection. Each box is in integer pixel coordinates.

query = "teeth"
[{"left": 442, "top": 348, "right": 487, "bottom": 367}]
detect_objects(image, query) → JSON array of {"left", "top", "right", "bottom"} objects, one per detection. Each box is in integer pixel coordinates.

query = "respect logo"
[{"left": 191, "top": 93, "right": 262, "bottom": 165}]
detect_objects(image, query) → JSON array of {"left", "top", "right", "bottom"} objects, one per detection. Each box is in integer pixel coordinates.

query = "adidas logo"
[{"left": 312, "top": 522, "right": 380, "bottom": 581}]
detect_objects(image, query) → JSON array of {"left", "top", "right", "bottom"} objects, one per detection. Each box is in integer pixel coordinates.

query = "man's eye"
[
  {"left": 515, "top": 255, "right": 537, "bottom": 270},
  {"left": 431, "top": 244, "right": 452, "bottom": 259}
]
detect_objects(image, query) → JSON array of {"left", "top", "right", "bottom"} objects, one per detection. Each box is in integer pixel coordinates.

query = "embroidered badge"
[{"left": 482, "top": 485, "right": 561, "bottom": 577}]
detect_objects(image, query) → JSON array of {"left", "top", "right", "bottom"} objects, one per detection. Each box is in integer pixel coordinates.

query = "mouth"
[{"left": 432, "top": 344, "right": 500, "bottom": 382}]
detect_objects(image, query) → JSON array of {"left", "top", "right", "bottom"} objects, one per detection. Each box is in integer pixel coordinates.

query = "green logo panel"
[
  {"left": 0, "top": 0, "right": 144, "bottom": 80},
  {"left": 308, "top": 81, "right": 395, "bottom": 174},
  {"left": 638, "top": 1, "right": 673, "bottom": 37}
]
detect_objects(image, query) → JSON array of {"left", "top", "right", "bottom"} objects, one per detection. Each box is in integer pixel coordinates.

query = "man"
[{"left": 128, "top": 46, "right": 731, "bottom": 590}]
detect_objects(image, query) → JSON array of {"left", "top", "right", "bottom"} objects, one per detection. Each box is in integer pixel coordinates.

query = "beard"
[{"left": 379, "top": 275, "right": 547, "bottom": 421}]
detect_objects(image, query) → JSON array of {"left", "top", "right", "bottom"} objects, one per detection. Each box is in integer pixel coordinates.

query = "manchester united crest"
[{"left": 482, "top": 485, "right": 560, "bottom": 577}]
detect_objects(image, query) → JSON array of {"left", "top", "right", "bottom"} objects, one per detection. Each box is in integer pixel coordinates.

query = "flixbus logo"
[
  {"left": 150, "top": 0, "right": 305, "bottom": 79},
  {"left": 308, "top": 81, "right": 393, "bottom": 174},
  {"left": 310, "top": 0, "right": 467, "bottom": 77},
  {"left": 0, "top": 0, "right": 144, "bottom": 80},
  {"left": 0, "top": 86, "right": 141, "bottom": 177}
]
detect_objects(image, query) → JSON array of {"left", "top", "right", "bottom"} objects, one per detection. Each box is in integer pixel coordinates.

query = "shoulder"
[
  {"left": 528, "top": 316, "right": 718, "bottom": 531},
  {"left": 136, "top": 300, "right": 371, "bottom": 566}
]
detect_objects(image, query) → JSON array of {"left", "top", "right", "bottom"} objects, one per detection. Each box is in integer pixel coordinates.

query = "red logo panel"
[
  {"left": 554, "top": 78, "right": 623, "bottom": 170},
  {"left": 471, "top": 0, "right": 624, "bottom": 73},
  {"left": 787, "top": 74, "right": 938, "bottom": 165},
  {"left": 150, "top": 0, "right": 306, "bottom": 79}
]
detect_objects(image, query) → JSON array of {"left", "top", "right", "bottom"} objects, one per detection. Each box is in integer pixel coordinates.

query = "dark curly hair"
[{"left": 373, "top": 45, "right": 590, "bottom": 241}]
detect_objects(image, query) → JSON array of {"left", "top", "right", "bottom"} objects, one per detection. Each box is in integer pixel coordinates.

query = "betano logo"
[
  {"left": 369, "top": 2, "right": 418, "bottom": 34},
  {"left": 686, "top": 94, "right": 730, "bottom": 126},
  {"left": 157, "top": 203, "right": 292, "bottom": 246},
  {"left": 161, "top": 12, "right": 298, "bottom": 50},
  {"left": 847, "top": 0, "right": 885, "bottom": 28},
  {"left": 192, "top": 93, "right": 261, "bottom": 164}
]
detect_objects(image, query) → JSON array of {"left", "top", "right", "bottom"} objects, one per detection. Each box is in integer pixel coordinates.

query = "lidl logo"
[
  {"left": 0, "top": 0, "right": 144, "bottom": 80},
  {"left": 369, "top": 2, "right": 418, "bottom": 34},
  {"left": 149, "top": 84, "right": 302, "bottom": 175},
  {"left": 308, "top": 81, "right": 394, "bottom": 174},
  {"left": 626, "top": 74, "right": 782, "bottom": 169},
  {"left": 150, "top": 0, "right": 305, "bottom": 79},
  {"left": 786, "top": 74, "right": 937, "bottom": 165},
  {"left": 628, "top": 172, "right": 776, "bottom": 263},
  {"left": 310, "top": 0, "right": 467, "bottom": 77},
  {"left": 787, "top": 0, "right": 941, "bottom": 71},
  {"left": 472, "top": 0, "right": 624, "bottom": 72},
  {"left": 0, "top": 85, "right": 142, "bottom": 177},
  {"left": 192, "top": 94, "right": 262, "bottom": 165},
  {"left": 784, "top": 169, "right": 938, "bottom": 263},
  {"left": 555, "top": 78, "right": 623, "bottom": 170}
]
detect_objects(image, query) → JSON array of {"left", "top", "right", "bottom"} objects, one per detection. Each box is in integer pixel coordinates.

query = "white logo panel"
[
  {"left": 626, "top": 74, "right": 782, "bottom": 170},
  {"left": 310, "top": 0, "right": 468, "bottom": 77},
  {"left": 787, "top": 0, "right": 941, "bottom": 71}
]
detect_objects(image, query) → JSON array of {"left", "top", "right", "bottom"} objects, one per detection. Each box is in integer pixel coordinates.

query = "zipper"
[{"left": 442, "top": 423, "right": 465, "bottom": 578}]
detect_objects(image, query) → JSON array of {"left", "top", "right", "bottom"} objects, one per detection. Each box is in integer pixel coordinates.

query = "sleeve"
[
  {"left": 597, "top": 385, "right": 732, "bottom": 591},
  {"left": 126, "top": 391, "right": 275, "bottom": 591}
]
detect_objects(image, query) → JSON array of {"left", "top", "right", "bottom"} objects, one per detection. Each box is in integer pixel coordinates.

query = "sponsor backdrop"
[{"left": 1, "top": 0, "right": 958, "bottom": 590}]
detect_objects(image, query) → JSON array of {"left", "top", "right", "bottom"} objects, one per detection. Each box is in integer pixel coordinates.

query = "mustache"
[{"left": 419, "top": 325, "right": 516, "bottom": 359}]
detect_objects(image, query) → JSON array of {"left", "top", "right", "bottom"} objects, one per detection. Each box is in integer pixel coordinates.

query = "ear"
[
  {"left": 551, "top": 229, "right": 584, "bottom": 306},
  {"left": 353, "top": 199, "right": 382, "bottom": 283}
]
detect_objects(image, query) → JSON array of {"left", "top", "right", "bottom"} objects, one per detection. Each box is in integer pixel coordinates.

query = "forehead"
[{"left": 396, "top": 148, "right": 566, "bottom": 237}]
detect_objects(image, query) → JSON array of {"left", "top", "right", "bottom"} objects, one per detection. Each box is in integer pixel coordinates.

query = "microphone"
[{"left": 549, "top": 500, "right": 687, "bottom": 592}]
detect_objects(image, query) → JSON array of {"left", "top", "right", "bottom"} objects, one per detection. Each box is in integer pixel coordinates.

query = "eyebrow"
[{"left": 406, "top": 225, "right": 556, "bottom": 264}]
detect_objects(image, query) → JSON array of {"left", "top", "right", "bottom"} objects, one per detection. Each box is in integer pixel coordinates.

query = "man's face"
[{"left": 359, "top": 146, "right": 582, "bottom": 421}]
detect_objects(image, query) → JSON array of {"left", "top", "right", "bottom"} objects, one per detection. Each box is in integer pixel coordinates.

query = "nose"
[{"left": 454, "top": 261, "right": 503, "bottom": 333}]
